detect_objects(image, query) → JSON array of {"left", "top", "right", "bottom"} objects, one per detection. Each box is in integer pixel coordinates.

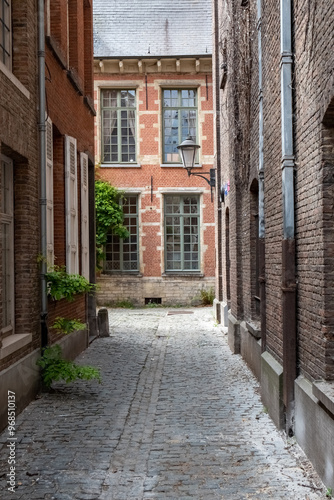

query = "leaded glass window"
[
  {"left": 0, "top": 0, "right": 11, "bottom": 70},
  {"left": 162, "top": 89, "right": 197, "bottom": 163},
  {"left": 101, "top": 89, "right": 136, "bottom": 163},
  {"left": 104, "top": 195, "right": 139, "bottom": 272},
  {"left": 165, "top": 195, "right": 200, "bottom": 271}
]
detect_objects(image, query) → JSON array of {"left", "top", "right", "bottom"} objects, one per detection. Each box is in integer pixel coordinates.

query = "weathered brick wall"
[
  {"left": 294, "top": 1, "right": 334, "bottom": 380},
  {"left": 94, "top": 68, "right": 215, "bottom": 304},
  {"left": 96, "top": 275, "right": 215, "bottom": 307},
  {"left": 261, "top": 1, "right": 283, "bottom": 363},
  {"left": 46, "top": 0, "right": 95, "bottom": 325},
  {"left": 217, "top": 0, "right": 260, "bottom": 325},
  {"left": 217, "top": 0, "right": 334, "bottom": 381},
  {"left": 0, "top": 0, "right": 40, "bottom": 370}
]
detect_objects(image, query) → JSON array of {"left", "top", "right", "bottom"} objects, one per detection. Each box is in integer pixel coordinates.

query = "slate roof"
[{"left": 93, "top": 0, "right": 212, "bottom": 58}]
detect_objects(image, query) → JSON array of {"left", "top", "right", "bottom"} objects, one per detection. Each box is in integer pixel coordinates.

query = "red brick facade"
[
  {"left": 0, "top": 0, "right": 95, "bottom": 431},
  {"left": 94, "top": 60, "right": 215, "bottom": 306}
]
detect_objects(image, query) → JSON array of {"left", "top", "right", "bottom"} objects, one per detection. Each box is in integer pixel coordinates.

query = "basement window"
[{"left": 145, "top": 298, "right": 162, "bottom": 305}]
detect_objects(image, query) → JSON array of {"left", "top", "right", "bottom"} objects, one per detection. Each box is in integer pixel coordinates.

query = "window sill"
[
  {"left": 101, "top": 271, "right": 142, "bottom": 276},
  {"left": 0, "top": 61, "right": 30, "bottom": 99},
  {"left": 313, "top": 380, "right": 334, "bottom": 417},
  {"left": 160, "top": 163, "right": 203, "bottom": 168},
  {"left": 0, "top": 334, "right": 32, "bottom": 360},
  {"left": 100, "top": 163, "right": 141, "bottom": 168},
  {"left": 162, "top": 272, "right": 204, "bottom": 278}
]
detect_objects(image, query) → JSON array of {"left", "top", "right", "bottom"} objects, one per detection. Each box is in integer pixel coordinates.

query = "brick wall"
[
  {"left": 94, "top": 65, "right": 215, "bottom": 305},
  {"left": 216, "top": 0, "right": 334, "bottom": 382},
  {"left": 0, "top": 0, "right": 40, "bottom": 371}
]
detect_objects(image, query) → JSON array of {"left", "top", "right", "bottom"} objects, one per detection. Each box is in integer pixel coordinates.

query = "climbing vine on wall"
[{"left": 95, "top": 179, "right": 129, "bottom": 267}]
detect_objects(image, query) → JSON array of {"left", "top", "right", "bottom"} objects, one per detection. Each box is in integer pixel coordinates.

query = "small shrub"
[
  {"left": 37, "top": 345, "right": 101, "bottom": 388},
  {"left": 45, "top": 266, "right": 96, "bottom": 301},
  {"left": 114, "top": 299, "right": 134, "bottom": 309},
  {"left": 51, "top": 317, "right": 86, "bottom": 335},
  {"left": 200, "top": 287, "right": 215, "bottom": 306}
]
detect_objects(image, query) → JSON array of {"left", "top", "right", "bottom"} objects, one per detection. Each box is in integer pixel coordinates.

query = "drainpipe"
[
  {"left": 280, "top": 0, "right": 297, "bottom": 435},
  {"left": 257, "top": 0, "right": 266, "bottom": 352},
  {"left": 214, "top": 0, "right": 223, "bottom": 313},
  {"left": 38, "top": 0, "right": 48, "bottom": 349}
]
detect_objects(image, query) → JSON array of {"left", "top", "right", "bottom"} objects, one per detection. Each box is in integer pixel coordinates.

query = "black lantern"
[{"left": 177, "top": 136, "right": 216, "bottom": 201}]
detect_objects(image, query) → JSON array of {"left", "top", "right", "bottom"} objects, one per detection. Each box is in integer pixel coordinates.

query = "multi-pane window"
[
  {"left": 162, "top": 89, "right": 197, "bottom": 163},
  {"left": 165, "top": 195, "right": 200, "bottom": 271},
  {"left": 0, "top": 0, "right": 11, "bottom": 70},
  {"left": 104, "top": 195, "right": 139, "bottom": 272},
  {"left": 1, "top": 155, "right": 14, "bottom": 335},
  {"left": 101, "top": 89, "right": 136, "bottom": 163}
]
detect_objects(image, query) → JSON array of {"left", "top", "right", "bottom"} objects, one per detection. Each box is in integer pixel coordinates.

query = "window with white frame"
[
  {"left": 46, "top": 117, "right": 54, "bottom": 268},
  {"left": 162, "top": 89, "right": 197, "bottom": 163},
  {"left": 165, "top": 195, "right": 200, "bottom": 271},
  {"left": 101, "top": 89, "right": 136, "bottom": 164},
  {"left": 0, "top": 0, "right": 11, "bottom": 70},
  {"left": 80, "top": 152, "right": 90, "bottom": 280},
  {"left": 1, "top": 155, "right": 14, "bottom": 335},
  {"left": 104, "top": 195, "right": 139, "bottom": 272},
  {"left": 65, "top": 136, "right": 79, "bottom": 274}
]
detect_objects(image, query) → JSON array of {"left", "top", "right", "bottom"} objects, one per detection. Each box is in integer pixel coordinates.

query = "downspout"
[
  {"left": 257, "top": 0, "right": 266, "bottom": 352},
  {"left": 38, "top": 0, "right": 48, "bottom": 348},
  {"left": 280, "top": 0, "right": 297, "bottom": 435},
  {"left": 214, "top": 0, "right": 223, "bottom": 314}
]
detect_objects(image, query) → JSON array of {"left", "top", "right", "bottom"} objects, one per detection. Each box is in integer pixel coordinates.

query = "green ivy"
[
  {"left": 45, "top": 266, "right": 96, "bottom": 301},
  {"left": 95, "top": 179, "right": 129, "bottom": 267},
  {"left": 51, "top": 317, "right": 86, "bottom": 335},
  {"left": 37, "top": 345, "right": 102, "bottom": 388}
]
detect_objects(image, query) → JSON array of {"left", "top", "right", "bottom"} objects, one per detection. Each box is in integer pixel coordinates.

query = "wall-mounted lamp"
[{"left": 177, "top": 136, "right": 216, "bottom": 201}]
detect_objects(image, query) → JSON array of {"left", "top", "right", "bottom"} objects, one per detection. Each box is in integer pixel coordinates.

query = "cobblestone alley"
[{"left": 0, "top": 308, "right": 328, "bottom": 499}]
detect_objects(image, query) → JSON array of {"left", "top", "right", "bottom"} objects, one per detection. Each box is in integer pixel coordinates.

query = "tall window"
[
  {"left": 162, "top": 89, "right": 197, "bottom": 163},
  {"left": 165, "top": 195, "right": 200, "bottom": 271},
  {"left": 101, "top": 89, "right": 136, "bottom": 164},
  {"left": 65, "top": 135, "right": 79, "bottom": 274},
  {"left": 1, "top": 155, "right": 14, "bottom": 336},
  {"left": 0, "top": 0, "right": 11, "bottom": 70},
  {"left": 104, "top": 195, "right": 139, "bottom": 272}
]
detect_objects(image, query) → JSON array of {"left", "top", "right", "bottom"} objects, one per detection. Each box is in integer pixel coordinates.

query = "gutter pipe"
[
  {"left": 280, "top": 0, "right": 297, "bottom": 435},
  {"left": 214, "top": 0, "right": 223, "bottom": 312},
  {"left": 38, "top": 0, "right": 48, "bottom": 348}
]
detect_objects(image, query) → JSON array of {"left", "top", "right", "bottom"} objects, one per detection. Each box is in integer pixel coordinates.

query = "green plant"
[
  {"left": 51, "top": 317, "right": 86, "bottom": 335},
  {"left": 114, "top": 299, "right": 134, "bottom": 309},
  {"left": 45, "top": 266, "right": 96, "bottom": 301},
  {"left": 37, "top": 345, "right": 101, "bottom": 388},
  {"left": 200, "top": 287, "right": 215, "bottom": 306},
  {"left": 326, "top": 487, "right": 333, "bottom": 498},
  {"left": 95, "top": 179, "right": 129, "bottom": 267}
]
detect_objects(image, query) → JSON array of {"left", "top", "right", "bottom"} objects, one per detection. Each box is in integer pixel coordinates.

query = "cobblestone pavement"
[{"left": 0, "top": 308, "right": 328, "bottom": 499}]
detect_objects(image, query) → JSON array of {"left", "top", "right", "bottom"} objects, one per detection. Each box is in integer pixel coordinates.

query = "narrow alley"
[{"left": 0, "top": 308, "right": 327, "bottom": 499}]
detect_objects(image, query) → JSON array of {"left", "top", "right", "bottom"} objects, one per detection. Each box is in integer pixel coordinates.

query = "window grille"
[
  {"left": 162, "top": 89, "right": 197, "bottom": 163},
  {"left": 0, "top": 0, "right": 11, "bottom": 70},
  {"left": 104, "top": 195, "right": 139, "bottom": 272},
  {"left": 164, "top": 195, "right": 200, "bottom": 271},
  {"left": 101, "top": 89, "right": 136, "bottom": 164}
]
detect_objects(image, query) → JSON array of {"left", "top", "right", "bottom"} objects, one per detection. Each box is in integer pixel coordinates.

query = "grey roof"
[{"left": 93, "top": 0, "right": 212, "bottom": 58}]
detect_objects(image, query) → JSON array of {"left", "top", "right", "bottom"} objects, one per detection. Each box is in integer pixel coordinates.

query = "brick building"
[
  {"left": 213, "top": 0, "right": 334, "bottom": 486},
  {"left": 93, "top": 0, "right": 215, "bottom": 307},
  {"left": 0, "top": 0, "right": 95, "bottom": 431}
]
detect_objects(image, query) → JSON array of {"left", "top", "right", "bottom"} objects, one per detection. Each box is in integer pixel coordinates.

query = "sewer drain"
[{"left": 167, "top": 310, "right": 194, "bottom": 316}]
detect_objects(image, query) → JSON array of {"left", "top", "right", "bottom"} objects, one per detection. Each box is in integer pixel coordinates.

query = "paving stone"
[{"left": 0, "top": 308, "right": 328, "bottom": 499}]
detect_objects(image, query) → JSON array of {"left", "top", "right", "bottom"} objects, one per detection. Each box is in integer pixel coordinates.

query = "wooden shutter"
[
  {"left": 65, "top": 135, "right": 79, "bottom": 274},
  {"left": 46, "top": 116, "right": 54, "bottom": 268},
  {"left": 80, "top": 152, "right": 90, "bottom": 280}
]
